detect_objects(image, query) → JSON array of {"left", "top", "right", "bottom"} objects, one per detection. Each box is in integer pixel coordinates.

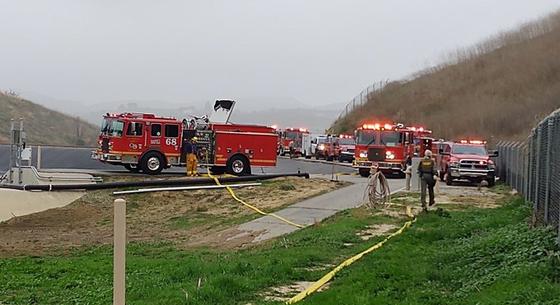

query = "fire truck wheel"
[
  {"left": 359, "top": 168, "right": 370, "bottom": 177},
  {"left": 123, "top": 164, "right": 140, "bottom": 173},
  {"left": 227, "top": 155, "right": 251, "bottom": 176},
  {"left": 487, "top": 176, "right": 496, "bottom": 187},
  {"left": 445, "top": 170, "right": 454, "bottom": 186},
  {"left": 141, "top": 152, "right": 164, "bottom": 175}
]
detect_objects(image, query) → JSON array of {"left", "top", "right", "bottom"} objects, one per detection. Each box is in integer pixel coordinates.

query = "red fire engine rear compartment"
[{"left": 209, "top": 124, "right": 278, "bottom": 168}]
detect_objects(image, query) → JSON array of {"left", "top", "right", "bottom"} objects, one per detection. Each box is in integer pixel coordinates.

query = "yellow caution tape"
[
  {"left": 207, "top": 169, "right": 305, "bottom": 228},
  {"left": 286, "top": 207, "right": 416, "bottom": 304}
]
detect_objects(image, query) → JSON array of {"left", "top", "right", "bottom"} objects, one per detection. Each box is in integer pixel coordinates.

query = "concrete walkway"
[{"left": 227, "top": 175, "right": 405, "bottom": 243}]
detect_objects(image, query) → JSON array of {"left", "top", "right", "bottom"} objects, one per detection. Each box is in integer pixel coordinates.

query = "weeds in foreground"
[{"left": 0, "top": 197, "right": 558, "bottom": 305}]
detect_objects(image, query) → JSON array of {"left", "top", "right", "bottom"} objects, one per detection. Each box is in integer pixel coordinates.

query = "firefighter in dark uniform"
[{"left": 417, "top": 149, "right": 437, "bottom": 211}]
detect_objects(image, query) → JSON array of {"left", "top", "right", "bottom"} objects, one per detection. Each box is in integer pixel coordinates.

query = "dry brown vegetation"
[
  {"left": 0, "top": 93, "right": 99, "bottom": 146},
  {"left": 331, "top": 10, "right": 560, "bottom": 142},
  {"left": 0, "top": 177, "right": 346, "bottom": 256}
]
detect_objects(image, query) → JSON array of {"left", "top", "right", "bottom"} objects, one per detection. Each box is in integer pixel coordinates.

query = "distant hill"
[
  {"left": 331, "top": 11, "right": 560, "bottom": 142},
  {"left": 25, "top": 95, "right": 341, "bottom": 135},
  {"left": 0, "top": 92, "right": 99, "bottom": 146}
]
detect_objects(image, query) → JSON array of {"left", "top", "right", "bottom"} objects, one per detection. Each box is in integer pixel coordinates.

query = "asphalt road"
[{"left": 0, "top": 144, "right": 355, "bottom": 175}]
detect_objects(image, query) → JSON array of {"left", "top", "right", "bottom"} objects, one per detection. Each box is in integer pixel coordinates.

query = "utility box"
[
  {"left": 21, "top": 148, "right": 32, "bottom": 161},
  {"left": 410, "top": 157, "right": 422, "bottom": 191}
]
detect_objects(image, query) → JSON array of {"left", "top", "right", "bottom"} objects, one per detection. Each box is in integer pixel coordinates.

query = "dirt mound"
[{"left": 0, "top": 177, "right": 345, "bottom": 256}]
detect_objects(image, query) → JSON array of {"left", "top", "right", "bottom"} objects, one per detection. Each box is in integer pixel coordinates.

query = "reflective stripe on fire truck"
[{"left": 215, "top": 131, "right": 278, "bottom": 137}]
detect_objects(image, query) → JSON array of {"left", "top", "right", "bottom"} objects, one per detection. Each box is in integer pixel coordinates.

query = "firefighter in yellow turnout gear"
[
  {"left": 417, "top": 150, "right": 437, "bottom": 211},
  {"left": 184, "top": 136, "right": 199, "bottom": 176}
]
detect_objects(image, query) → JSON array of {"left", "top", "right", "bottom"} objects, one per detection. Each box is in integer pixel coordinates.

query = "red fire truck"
[
  {"left": 438, "top": 139, "right": 497, "bottom": 186},
  {"left": 353, "top": 123, "right": 419, "bottom": 177},
  {"left": 278, "top": 127, "right": 312, "bottom": 158},
  {"left": 408, "top": 126, "right": 435, "bottom": 158},
  {"left": 313, "top": 135, "right": 339, "bottom": 161},
  {"left": 91, "top": 100, "right": 278, "bottom": 175},
  {"left": 335, "top": 134, "right": 356, "bottom": 163}
]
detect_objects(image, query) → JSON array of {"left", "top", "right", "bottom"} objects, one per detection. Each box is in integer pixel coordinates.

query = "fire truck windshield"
[
  {"left": 337, "top": 138, "right": 355, "bottom": 145},
  {"left": 452, "top": 144, "right": 487, "bottom": 155},
  {"left": 101, "top": 118, "right": 111, "bottom": 134},
  {"left": 380, "top": 131, "right": 403, "bottom": 147},
  {"left": 356, "top": 130, "right": 376, "bottom": 145},
  {"left": 105, "top": 120, "right": 124, "bottom": 137},
  {"left": 285, "top": 131, "right": 300, "bottom": 140}
]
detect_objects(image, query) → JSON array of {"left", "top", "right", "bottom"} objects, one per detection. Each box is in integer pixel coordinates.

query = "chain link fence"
[
  {"left": 497, "top": 109, "right": 560, "bottom": 241},
  {"left": 336, "top": 80, "right": 389, "bottom": 120}
]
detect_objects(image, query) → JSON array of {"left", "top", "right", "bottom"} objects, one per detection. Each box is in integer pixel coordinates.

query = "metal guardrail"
[{"left": 497, "top": 109, "right": 560, "bottom": 242}]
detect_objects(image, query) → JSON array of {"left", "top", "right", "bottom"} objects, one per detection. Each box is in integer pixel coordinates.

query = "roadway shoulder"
[{"left": 278, "top": 156, "right": 354, "bottom": 168}]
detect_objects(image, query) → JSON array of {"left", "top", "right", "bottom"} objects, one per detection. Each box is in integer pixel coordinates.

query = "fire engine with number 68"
[{"left": 91, "top": 100, "right": 278, "bottom": 175}]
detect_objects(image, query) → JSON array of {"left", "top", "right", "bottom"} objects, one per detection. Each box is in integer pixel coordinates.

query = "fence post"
[
  {"left": 515, "top": 142, "right": 521, "bottom": 192},
  {"left": 113, "top": 199, "right": 126, "bottom": 305},
  {"left": 36, "top": 146, "right": 42, "bottom": 170},
  {"left": 543, "top": 120, "right": 553, "bottom": 223},
  {"left": 522, "top": 143, "right": 528, "bottom": 198},
  {"left": 511, "top": 143, "right": 516, "bottom": 190},
  {"left": 534, "top": 127, "right": 543, "bottom": 224},
  {"left": 496, "top": 142, "right": 503, "bottom": 181},
  {"left": 529, "top": 132, "right": 537, "bottom": 204},
  {"left": 506, "top": 142, "right": 512, "bottom": 186}
]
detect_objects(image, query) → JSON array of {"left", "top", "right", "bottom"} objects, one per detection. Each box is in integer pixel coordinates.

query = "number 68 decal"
[{"left": 165, "top": 138, "right": 177, "bottom": 146}]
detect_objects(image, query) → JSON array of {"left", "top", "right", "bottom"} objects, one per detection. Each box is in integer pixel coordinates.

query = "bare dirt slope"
[
  {"left": 331, "top": 10, "right": 560, "bottom": 142},
  {"left": 0, "top": 177, "right": 347, "bottom": 256}
]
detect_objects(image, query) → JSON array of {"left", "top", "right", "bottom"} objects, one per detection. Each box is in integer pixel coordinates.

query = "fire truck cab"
[
  {"left": 92, "top": 100, "right": 278, "bottom": 175},
  {"left": 313, "top": 135, "right": 338, "bottom": 161},
  {"left": 353, "top": 123, "right": 417, "bottom": 177},
  {"left": 409, "top": 127, "right": 434, "bottom": 158},
  {"left": 335, "top": 135, "right": 356, "bottom": 163},
  {"left": 278, "top": 128, "right": 312, "bottom": 158},
  {"left": 438, "top": 140, "right": 498, "bottom": 186}
]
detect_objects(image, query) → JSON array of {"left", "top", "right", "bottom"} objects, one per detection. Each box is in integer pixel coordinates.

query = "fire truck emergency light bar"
[
  {"left": 457, "top": 139, "right": 487, "bottom": 144},
  {"left": 285, "top": 127, "right": 309, "bottom": 132},
  {"left": 361, "top": 123, "right": 394, "bottom": 130},
  {"left": 407, "top": 126, "right": 432, "bottom": 133}
]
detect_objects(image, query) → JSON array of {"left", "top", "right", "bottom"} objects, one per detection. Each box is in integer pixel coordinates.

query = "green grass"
[{"left": 1, "top": 197, "right": 558, "bottom": 305}]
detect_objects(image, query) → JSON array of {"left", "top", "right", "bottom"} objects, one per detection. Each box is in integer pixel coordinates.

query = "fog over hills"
[{"left": 21, "top": 91, "right": 343, "bottom": 134}]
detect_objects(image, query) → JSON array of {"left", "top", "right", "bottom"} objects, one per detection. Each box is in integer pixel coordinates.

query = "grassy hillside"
[
  {"left": 331, "top": 11, "right": 560, "bottom": 142},
  {"left": 0, "top": 93, "right": 99, "bottom": 146}
]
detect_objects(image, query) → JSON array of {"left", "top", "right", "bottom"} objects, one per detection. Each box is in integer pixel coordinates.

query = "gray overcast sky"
[{"left": 1, "top": 0, "right": 559, "bottom": 107}]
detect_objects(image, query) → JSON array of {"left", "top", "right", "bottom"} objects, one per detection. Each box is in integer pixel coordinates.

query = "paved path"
[{"left": 227, "top": 174, "right": 405, "bottom": 243}]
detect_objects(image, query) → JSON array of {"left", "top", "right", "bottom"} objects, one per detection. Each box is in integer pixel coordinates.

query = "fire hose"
[
  {"left": 286, "top": 198, "right": 415, "bottom": 305},
  {"left": 364, "top": 170, "right": 391, "bottom": 209},
  {"left": 0, "top": 173, "right": 310, "bottom": 191},
  {"left": 207, "top": 169, "right": 305, "bottom": 228}
]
